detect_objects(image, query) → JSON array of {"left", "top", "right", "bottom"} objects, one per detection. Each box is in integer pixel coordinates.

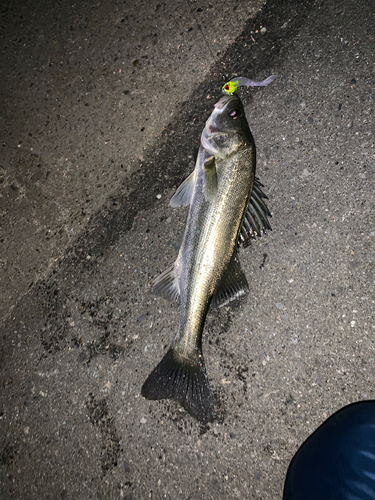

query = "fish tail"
[{"left": 141, "top": 347, "right": 214, "bottom": 423}]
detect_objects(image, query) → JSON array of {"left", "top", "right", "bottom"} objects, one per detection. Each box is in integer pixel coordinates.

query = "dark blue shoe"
[{"left": 283, "top": 401, "right": 375, "bottom": 500}]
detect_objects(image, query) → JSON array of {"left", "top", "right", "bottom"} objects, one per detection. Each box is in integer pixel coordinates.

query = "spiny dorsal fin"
[
  {"left": 203, "top": 156, "right": 218, "bottom": 203},
  {"left": 211, "top": 256, "right": 249, "bottom": 308},
  {"left": 239, "top": 177, "right": 272, "bottom": 247},
  {"left": 141, "top": 347, "right": 214, "bottom": 423},
  {"left": 170, "top": 171, "right": 195, "bottom": 208},
  {"left": 151, "top": 263, "right": 180, "bottom": 304}
]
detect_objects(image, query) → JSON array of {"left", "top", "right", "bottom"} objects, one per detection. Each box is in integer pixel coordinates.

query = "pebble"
[
  {"left": 260, "top": 27, "right": 267, "bottom": 34},
  {"left": 140, "top": 417, "right": 146, "bottom": 424},
  {"left": 156, "top": 194, "right": 161, "bottom": 199},
  {"left": 302, "top": 168, "right": 311, "bottom": 177}
]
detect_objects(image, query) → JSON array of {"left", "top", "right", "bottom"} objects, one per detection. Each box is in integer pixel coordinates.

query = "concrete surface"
[{"left": 1, "top": 0, "right": 374, "bottom": 498}]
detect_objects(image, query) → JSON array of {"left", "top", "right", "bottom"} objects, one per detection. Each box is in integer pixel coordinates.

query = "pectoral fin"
[
  {"left": 170, "top": 171, "right": 195, "bottom": 208},
  {"left": 211, "top": 256, "right": 249, "bottom": 308},
  {"left": 203, "top": 156, "right": 218, "bottom": 203}
]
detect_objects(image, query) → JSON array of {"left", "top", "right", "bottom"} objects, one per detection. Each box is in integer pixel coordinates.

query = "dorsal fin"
[{"left": 238, "top": 177, "right": 272, "bottom": 247}]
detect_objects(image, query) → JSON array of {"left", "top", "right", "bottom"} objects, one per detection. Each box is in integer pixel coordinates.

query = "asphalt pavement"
[{"left": 1, "top": 0, "right": 374, "bottom": 498}]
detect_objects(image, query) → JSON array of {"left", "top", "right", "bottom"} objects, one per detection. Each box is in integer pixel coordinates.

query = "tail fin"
[{"left": 141, "top": 348, "right": 214, "bottom": 423}]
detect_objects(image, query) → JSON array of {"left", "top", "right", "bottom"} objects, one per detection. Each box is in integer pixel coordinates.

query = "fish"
[{"left": 141, "top": 94, "right": 271, "bottom": 423}]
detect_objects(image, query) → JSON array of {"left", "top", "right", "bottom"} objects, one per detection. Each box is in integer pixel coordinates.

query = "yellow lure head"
[{"left": 222, "top": 80, "right": 239, "bottom": 95}]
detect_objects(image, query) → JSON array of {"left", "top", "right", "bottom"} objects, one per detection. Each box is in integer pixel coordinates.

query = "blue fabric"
[{"left": 283, "top": 401, "right": 375, "bottom": 500}]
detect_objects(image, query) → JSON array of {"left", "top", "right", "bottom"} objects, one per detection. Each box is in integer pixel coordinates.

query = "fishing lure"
[{"left": 222, "top": 75, "right": 275, "bottom": 94}]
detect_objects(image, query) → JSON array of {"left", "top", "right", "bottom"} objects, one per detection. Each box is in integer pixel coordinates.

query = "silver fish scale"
[{"left": 174, "top": 144, "right": 255, "bottom": 353}]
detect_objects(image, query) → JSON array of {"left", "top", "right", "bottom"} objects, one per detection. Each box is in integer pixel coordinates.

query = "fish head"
[{"left": 201, "top": 95, "right": 252, "bottom": 159}]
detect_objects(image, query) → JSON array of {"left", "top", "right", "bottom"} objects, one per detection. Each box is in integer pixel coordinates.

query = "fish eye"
[{"left": 228, "top": 108, "right": 241, "bottom": 119}]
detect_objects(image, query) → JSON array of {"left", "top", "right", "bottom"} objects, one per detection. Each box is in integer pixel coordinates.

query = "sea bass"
[{"left": 142, "top": 94, "right": 271, "bottom": 423}]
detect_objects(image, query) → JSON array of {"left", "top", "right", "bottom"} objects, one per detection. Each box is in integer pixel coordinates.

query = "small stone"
[
  {"left": 302, "top": 168, "right": 310, "bottom": 177},
  {"left": 260, "top": 27, "right": 267, "bottom": 34},
  {"left": 140, "top": 417, "right": 146, "bottom": 424},
  {"left": 156, "top": 194, "right": 161, "bottom": 199},
  {"left": 77, "top": 351, "right": 88, "bottom": 363}
]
